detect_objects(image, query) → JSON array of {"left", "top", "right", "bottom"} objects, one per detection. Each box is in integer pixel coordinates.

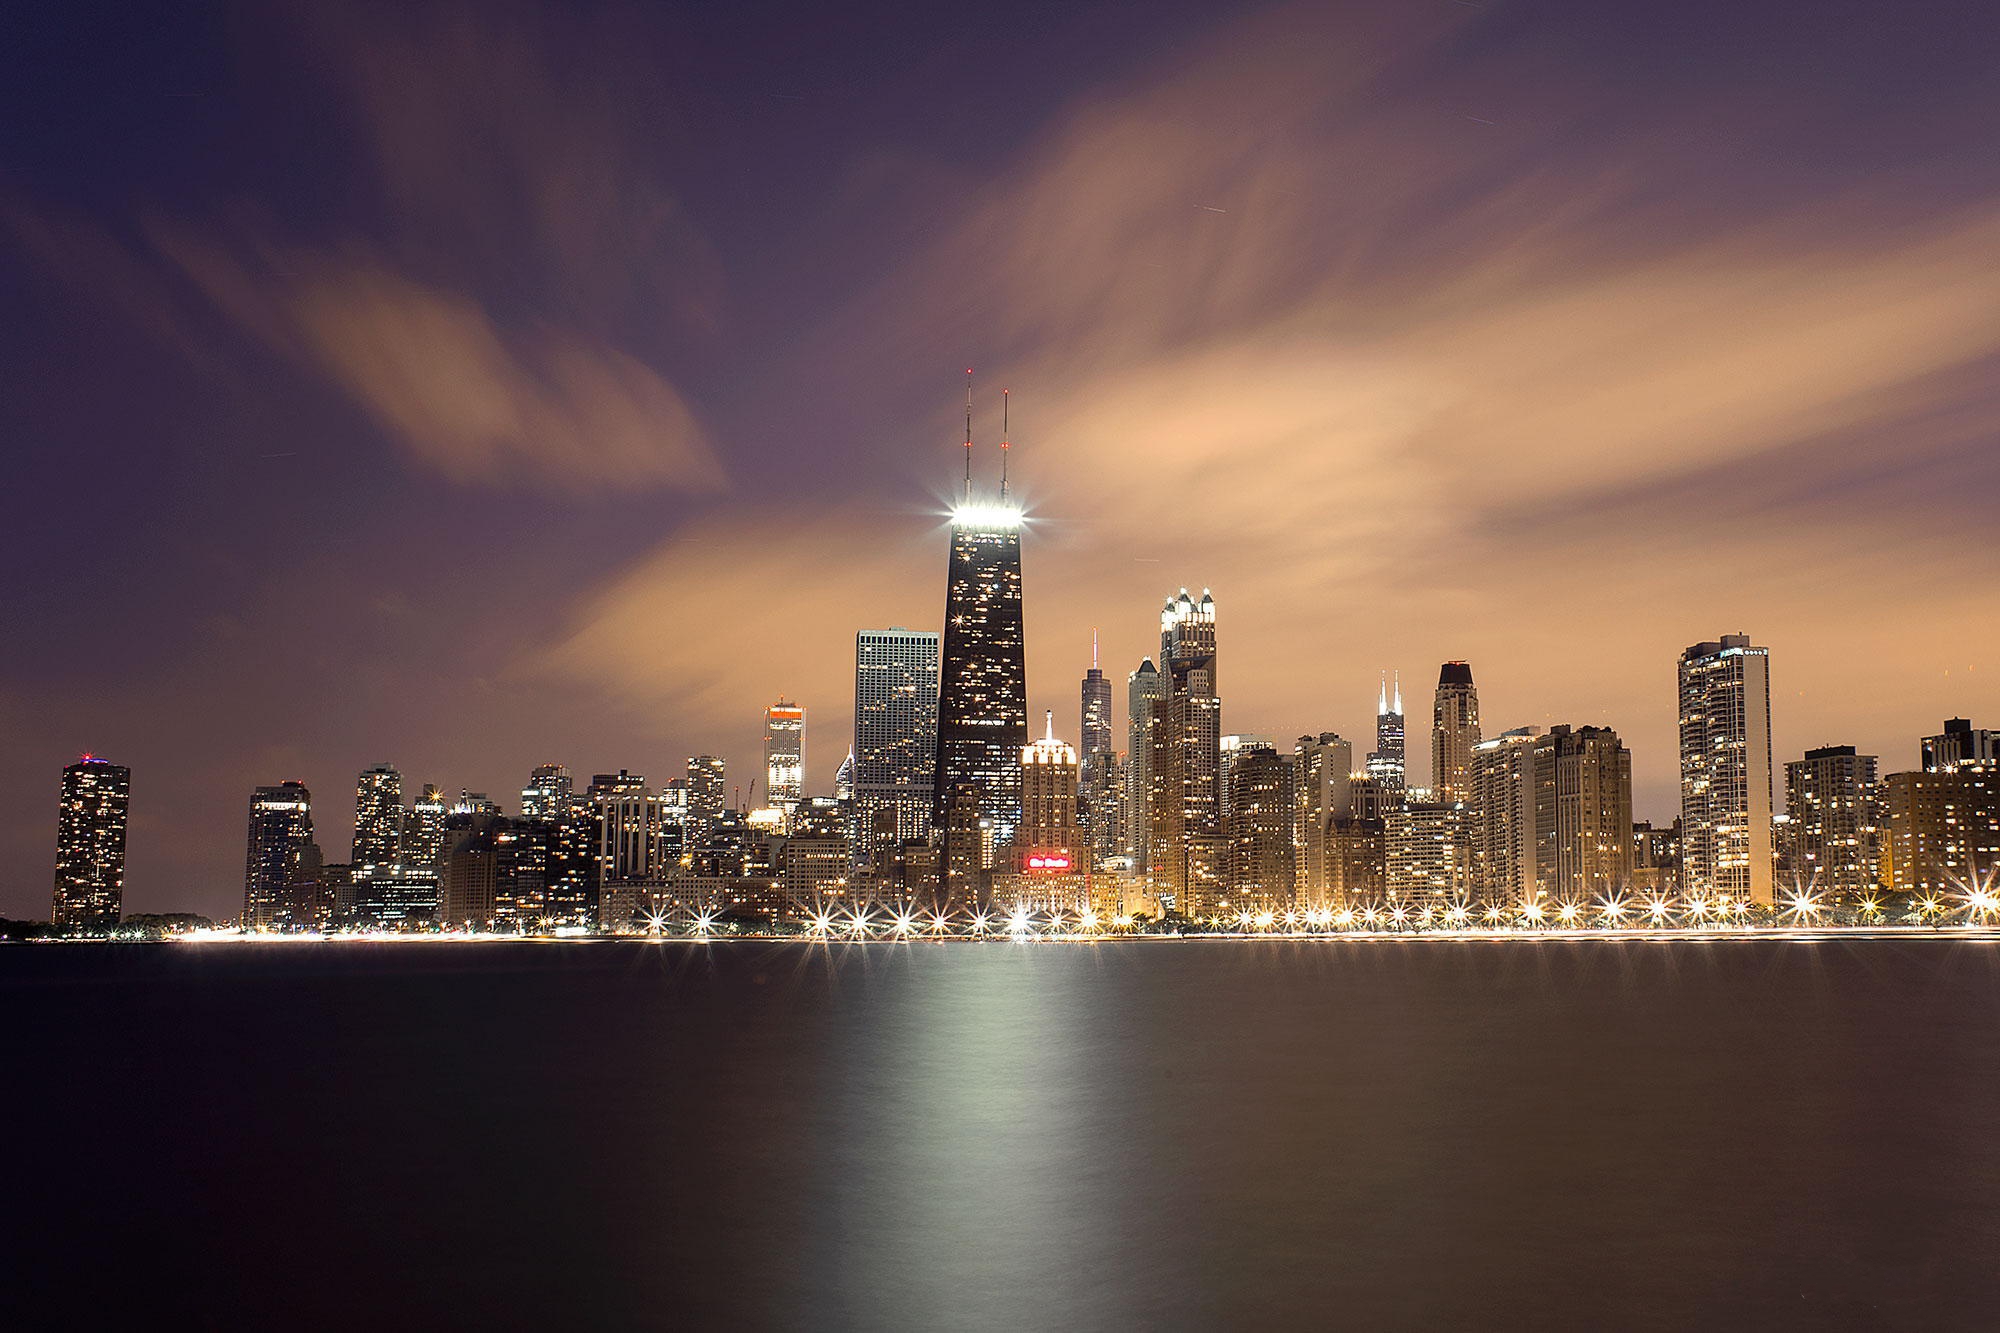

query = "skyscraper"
[
  {"left": 1153, "top": 589, "right": 1222, "bottom": 906},
  {"left": 1125, "top": 658, "right": 1166, "bottom": 873},
  {"left": 1472, "top": 725, "right": 1632, "bottom": 907},
  {"left": 1678, "top": 634, "right": 1775, "bottom": 905},
  {"left": 1081, "top": 637, "right": 1113, "bottom": 766},
  {"left": 1293, "top": 732, "right": 1354, "bottom": 911},
  {"left": 52, "top": 757, "right": 129, "bottom": 929},
  {"left": 1225, "top": 743, "right": 1294, "bottom": 913},
  {"left": 854, "top": 628, "right": 940, "bottom": 866},
  {"left": 933, "top": 429, "right": 1027, "bottom": 846},
  {"left": 764, "top": 699, "right": 805, "bottom": 812},
  {"left": 1079, "top": 637, "right": 1121, "bottom": 872},
  {"left": 1017, "top": 711, "right": 1082, "bottom": 869},
  {"left": 1784, "top": 746, "right": 1878, "bottom": 905},
  {"left": 244, "top": 781, "right": 318, "bottom": 931},
  {"left": 1431, "top": 662, "right": 1480, "bottom": 804},
  {"left": 1879, "top": 768, "right": 2000, "bottom": 897},
  {"left": 1366, "top": 673, "right": 1406, "bottom": 803},
  {"left": 686, "top": 756, "right": 726, "bottom": 840},
  {"left": 352, "top": 764, "right": 403, "bottom": 873},
  {"left": 521, "top": 763, "right": 573, "bottom": 822}
]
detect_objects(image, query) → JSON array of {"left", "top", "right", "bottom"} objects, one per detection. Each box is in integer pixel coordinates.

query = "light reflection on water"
[{"left": 6, "top": 938, "right": 2000, "bottom": 1329}]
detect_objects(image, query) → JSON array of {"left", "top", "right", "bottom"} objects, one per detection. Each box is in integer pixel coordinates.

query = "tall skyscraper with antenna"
[
  {"left": 1126, "top": 658, "right": 1166, "bottom": 873},
  {"left": 1153, "top": 589, "right": 1223, "bottom": 909},
  {"left": 1080, "top": 633, "right": 1121, "bottom": 870},
  {"left": 1367, "top": 673, "right": 1406, "bottom": 803},
  {"left": 934, "top": 374, "right": 1028, "bottom": 870}
]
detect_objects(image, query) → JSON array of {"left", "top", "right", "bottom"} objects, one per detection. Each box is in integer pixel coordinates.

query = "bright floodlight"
[{"left": 950, "top": 504, "right": 1024, "bottom": 529}]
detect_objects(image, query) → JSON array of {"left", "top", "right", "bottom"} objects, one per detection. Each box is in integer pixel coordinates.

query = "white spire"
[
  {"left": 1045, "top": 709, "right": 1055, "bottom": 742},
  {"left": 1393, "top": 670, "right": 1403, "bottom": 715},
  {"left": 1378, "top": 672, "right": 1389, "bottom": 716}
]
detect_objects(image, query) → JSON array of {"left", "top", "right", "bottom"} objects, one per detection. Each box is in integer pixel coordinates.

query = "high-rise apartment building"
[
  {"left": 405, "top": 784, "right": 446, "bottom": 870},
  {"left": 52, "top": 757, "right": 130, "bottom": 929},
  {"left": 1431, "top": 662, "right": 1480, "bottom": 804},
  {"left": 244, "top": 781, "right": 318, "bottom": 931},
  {"left": 351, "top": 764, "right": 403, "bottom": 873},
  {"left": 1878, "top": 769, "right": 2000, "bottom": 898},
  {"left": 1293, "top": 732, "right": 1354, "bottom": 911},
  {"left": 1225, "top": 743, "right": 1294, "bottom": 913},
  {"left": 1678, "top": 635, "right": 1775, "bottom": 904},
  {"left": 1922, "top": 718, "right": 1998, "bottom": 773},
  {"left": 853, "top": 628, "right": 940, "bottom": 867},
  {"left": 521, "top": 763, "right": 573, "bottom": 822},
  {"left": 934, "top": 498, "right": 1027, "bottom": 846},
  {"left": 1366, "top": 674, "right": 1406, "bottom": 803},
  {"left": 591, "top": 770, "right": 666, "bottom": 930},
  {"left": 1125, "top": 658, "right": 1166, "bottom": 873},
  {"left": 1784, "top": 746, "right": 1878, "bottom": 904},
  {"left": 1473, "top": 725, "right": 1632, "bottom": 906},
  {"left": 686, "top": 756, "right": 726, "bottom": 839},
  {"left": 1385, "top": 801, "right": 1472, "bottom": 904},
  {"left": 764, "top": 699, "right": 805, "bottom": 812}
]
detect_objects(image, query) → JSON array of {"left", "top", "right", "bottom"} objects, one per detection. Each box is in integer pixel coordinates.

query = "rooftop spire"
[
  {"left": 1000, "top": 388, "right": 1011, "bottom": 501},
  {"left": 1045, "top": 708, "right": 1055, "bottom": 743},
  {"left": 1378, "top": 672, "right": 1388, "bottom": 716},
  {"left": 1393, "top": 670, "right": 1403, "bottom": 714},
  {"left": 962, "top": 368, "right": 974, "bottom": 503},
  {"left": 1092, "top": 627, "right": 1100, "bottom": 670}
]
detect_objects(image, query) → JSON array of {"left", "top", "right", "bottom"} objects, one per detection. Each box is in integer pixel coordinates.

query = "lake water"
[{"left": 7, "top": 938, "right": 1999, "bottom": 1329}]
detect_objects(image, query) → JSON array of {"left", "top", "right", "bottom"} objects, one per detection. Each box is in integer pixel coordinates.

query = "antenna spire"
[
  {"left": 963, "top": 368, "right": 974, "bottom": 503},
  {"left": 1000, "top": 388, "right": 1011, "bottom": 501},
  {"left": 1092, "top": 627, "right": 1100, "bottom": 670}
]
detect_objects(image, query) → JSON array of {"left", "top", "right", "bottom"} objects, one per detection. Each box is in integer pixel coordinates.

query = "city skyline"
[{"left": 6, "top": 2, "right": 2000, "bottom": 920}]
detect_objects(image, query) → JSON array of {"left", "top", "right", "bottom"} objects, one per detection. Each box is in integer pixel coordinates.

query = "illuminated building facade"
[
  {"left": 1879, "top": 769, "right": 2000, "bottom": 898},
  {"left": 1784, "top": 745, "right": 1878, "bottom": 904},
  {"left": 1385, "top": 801, "right": 1472, "bottom": 904},
  {"left": 1431, "top": 662, "right": 1480, "bottom": 805},
  {"left": 1922, "top": 718, "right": 1999, "bottom": 773},
  {"left": 1080, "top": 643, "right": 1122, "bottom": 871},
  {"left": 764, "top": 699, "right": 805, "bottom": 813},
  {"left": 934, "top": 503, "right": 1027, "bottom": 847},
  {"left": 1125, "top": 658, "right": 1165, "bottom": 873},
  {"left": 405, "top": 784, "right": 446, "bottom": 871},
  {"left": 1293, "top": 732, "right": 1354, "bottom": 910},
  {"left": 1473, "top": 725, "right": 1632, "bottom": 906},
  {"left": 520, "top": 763, "right": 572, "bottom": 822},
  {"left": 52, "top": 757, "right": 129, "bottom": 929},
  {"left": 686, "top": 756, "right": 726, "bottom": 839},
  {"left": 854, "top": 628, "right": 939, "bottom": 866},
  {"left": 244, "top": 780, "right": 318, "bottom": 930},
  {"left": 1151, "top": 589, "right": 1221, "bottom": 907},
  {"left": 351, "top": 764, "right": 403, "bottom": 874},
  {"left": 1678, "top": 635, "right": 1775, "bottom": 904},
  {"left": 1631, "top": 820, "right": 1680, "bottom": 897},
  {"left": 1225, "top": 743, "right": 1294, "bottom": 912},
  {"left": 591, "top": 770, "right": 666, "bottom": 929}
]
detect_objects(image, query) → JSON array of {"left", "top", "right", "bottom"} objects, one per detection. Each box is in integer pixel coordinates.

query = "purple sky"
[{"left": 5, "top": 0, "right": 1999, "bottom": 921}]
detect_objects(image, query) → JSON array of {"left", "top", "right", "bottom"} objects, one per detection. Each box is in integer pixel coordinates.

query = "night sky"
[{"left": 5, "top": 1, "right": 1998, "bottom": 921}]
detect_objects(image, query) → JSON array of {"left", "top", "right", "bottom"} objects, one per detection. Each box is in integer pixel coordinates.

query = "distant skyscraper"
[
  {"left": 244, "top": 781, "right": 317, "bottom": 931},
  {"left": 933, "top": 492, "right": 1027, "bottom": 844},
  {"left": 1125, "top": 658, "right": 1166, "bottom": 872},
  {"left": 1153, "top": 589, "right": 1222, "bottom": 905},
  {"left": 52, "top": 757, "right": 129, "bottom": 929},
  {"left": 1366, "top": 673, "right": 1406, "bottom": 802},
  {"left": 1293, "top": 732, "right": 1354, "bottom": 911},
  {"left": 1784, "top": 746, "right": 1878, "bottom": 905},
  {"left": 590, "top": 770, "right": 665, "bottom": 930},
  {"left": 1225, "top": 743, "right": 1294, "bottom": 913},
  {"left": 351, "top": 764, "right": 403, "bottom": 873},
  {"left": 1017, "top": 711, "right": 1081, "bottom": 863},
  {"left": 686, "top": 756, "right": 726, "bottom": 836},
  {"left": 521, "top": 763, "right": 573, "bottom": 822},
  {"left": 1431, "top": 662, "right": 1480, "bottom": 804},
  {"left": 1678, "top": 635, "right": 1775, "bottom": 904},
  {"left": 1922, "top": 718, "right": 1998, "bottom": 773},
  {"left": 405, "top": 784, "right": 446, "bottom": 870},
  {"left": 1385, "top": 801, "right": 1472, "bottom": 904},
  {"left": 854, "top": 628, "right": 940, "bottom": 866},
  {"left": 1473, "top": 725, "right": 1632, "bottom": 906},
  {"left": 764, "top": 699, "right": 805, "bottom": 812},
  {"left": 1079, "top": 636, "right": 1121, "bottom": 872}
]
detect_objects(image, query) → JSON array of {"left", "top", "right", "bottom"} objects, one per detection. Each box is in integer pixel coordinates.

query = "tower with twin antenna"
[
  {"left": 1367, "top": 672, "right": 1407, "bottom": 804},
  {"left": 934, "top": 372, "right": 1028, "bottom": 901}
]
